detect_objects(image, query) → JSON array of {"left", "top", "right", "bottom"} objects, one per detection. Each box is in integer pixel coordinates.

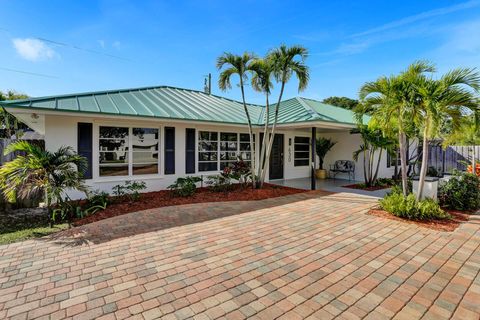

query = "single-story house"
[{"left": 0, "top": 85, "right": 400, "bottom": 198}]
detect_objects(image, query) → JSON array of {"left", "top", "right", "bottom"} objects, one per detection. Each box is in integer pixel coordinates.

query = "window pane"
[
  {"left": 240, "top": 133, "right": 255, "bottom": 142},
  {"left": 199, "top": 162, "right": 217, "bottom": 171},
  {"left": 133, "top": 163, "right": 158, "bottom": 175},
  {"left": 295, "top": 144, "right": 310, "bottom": 152},
  {"left": 295, "top": 151, "right": 310, "bottom": 159},
  {"left": 99, "top": 165, "right": 128, "bottom": 176},
  {"left": 220, "top": 152, "right": 238, "bottom": 160},
  {"left": 133, "top": 128, "right": 158, "bottom": 137},
  {"left": 99, "top": 139, "right": 128, "bottom": 152},
  {"left": 199, "top": 131, "right": 217, "bottom": 141},
  {"left": 220, "top": 132, "right": 237, "bottom": 142},
  {"left": 132, "top": 151, "right": 158, "bottom": 164},
  {"left": 294, "top": 159, "right": 309, "bottom": 166},
  {"left": 198, "top": 141, "right": 217, "bottom": 151},
  {"left": 132, "top": 128, "right": 158, "bottom": 151},
  {"left": 239, "top": 151, "right": 252, "bottom": 160},
  {"left": 239, "top": 143, "right": 252, "bottom": 151},
  {"left": 132, "top": 143, "right": 159, "bottom": 152},
  {"left": 199, "top": 152, "right": 217, "bottom": 161},
  {"left": 100, "top": 127, "right": 128, "bottom": 139},
  {"left": 220, "top": 142, "right": 238, "bottom": 151},
  {"left": 294, "top": 137, "right": 309, "bottom": 144},
  {"left": 99, "top": 152, "right": 128, "bottom": 163}
]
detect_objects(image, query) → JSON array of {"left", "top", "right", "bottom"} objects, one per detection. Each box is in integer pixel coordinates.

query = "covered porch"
[{"left": 272, "top": 118, "right": 394, "bottom": 198}]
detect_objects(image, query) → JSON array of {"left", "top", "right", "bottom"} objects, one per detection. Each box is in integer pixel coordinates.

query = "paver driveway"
[{"left": 1, "top": 191, "right": 479, "bottom": 320}]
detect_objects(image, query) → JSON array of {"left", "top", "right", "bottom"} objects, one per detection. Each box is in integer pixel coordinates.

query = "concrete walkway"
[
  {"left": 0, "top": 191, "right": 479, "bottom": 319},
  {"left": 272, "top": 178, "right": 391, "bottom": 198}
]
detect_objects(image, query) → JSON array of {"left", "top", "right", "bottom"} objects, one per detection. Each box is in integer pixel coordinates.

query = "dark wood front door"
[{"left": 269, "top": 134, "right": 284, "bottom": 180}]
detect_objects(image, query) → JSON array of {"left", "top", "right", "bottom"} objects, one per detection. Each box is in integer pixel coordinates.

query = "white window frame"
[
  {"left": 197, "top": 129, "right": 255, "bottom": 173},
  {"left": 93, "top": 122, "right": 163, "bottom": 182},
  {"left": 293, "top": 136, "right": 310, "bottom": 167}
]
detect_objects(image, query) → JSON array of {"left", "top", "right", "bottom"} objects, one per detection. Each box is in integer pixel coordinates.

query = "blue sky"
[{"left": 0, "top": 0, "right": 479, "bottom": 104}]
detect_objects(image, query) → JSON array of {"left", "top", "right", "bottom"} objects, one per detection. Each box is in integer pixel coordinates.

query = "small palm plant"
[
  {"left": 0, "top": 141, "right": 88, "bottom": 224},
  {"left": 316, "top": 137, "right": 336, "bottom": 170}
]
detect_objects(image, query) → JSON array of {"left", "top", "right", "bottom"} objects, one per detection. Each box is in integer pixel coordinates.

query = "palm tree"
[
  {"left": 415, "top": 68, "right": 480, "bottom": 200},
  {"left": 217, "top": 52, "right": 257, "bottom": 188},
  {"left": 0, "top": 141, "right": 88, "bottom": 223},
  {"left": 359, "top": 61, "right": 435, "bottom": 196},
  {"left": 249, "top": 58, "right": 274, "bottom": 187},
  {"left": 259, "top": 45, "right": 309, "bottom": 185}
]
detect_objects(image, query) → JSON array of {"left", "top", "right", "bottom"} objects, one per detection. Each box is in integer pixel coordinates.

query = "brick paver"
[{"left": 0, "top": 191, "right": 479, "bottom": 319}]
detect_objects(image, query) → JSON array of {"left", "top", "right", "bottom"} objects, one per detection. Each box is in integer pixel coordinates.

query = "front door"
[{"left": 269, "top": 134, "right": 284, "bottom": 180}]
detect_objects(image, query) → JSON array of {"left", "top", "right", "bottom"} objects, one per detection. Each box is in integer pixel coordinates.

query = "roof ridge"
[{"left": 294, "top": 97, "right": 321, "bottom": 120}]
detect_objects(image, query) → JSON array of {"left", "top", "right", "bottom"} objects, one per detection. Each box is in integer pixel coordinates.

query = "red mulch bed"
[
  {"left": 73, "top": 184, "right": 306, "bottom": 227},
  {"left": 343, "top": 183, "right": 392, "bottom": 191},
  {"left": 367, "top": 207, "right": 471, "bottom": 232}
]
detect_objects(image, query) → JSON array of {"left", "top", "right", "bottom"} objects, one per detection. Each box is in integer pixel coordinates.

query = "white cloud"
[
  {"left": 98, "top": 40, "right": 105, "bottom": 48},
  {"left": 112, "top": 41, "right": 121, "bottom": 49},
  {"left": 12, "top": 38, "right": 56, "bottom": 61}
]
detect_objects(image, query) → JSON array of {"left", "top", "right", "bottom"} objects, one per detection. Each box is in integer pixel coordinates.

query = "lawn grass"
[{"left": 0, "top": 213, "right": 68, "bottom": 245}]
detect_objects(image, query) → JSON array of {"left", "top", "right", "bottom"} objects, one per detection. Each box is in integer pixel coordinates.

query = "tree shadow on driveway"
[{"left": 44, "top": 191, "right": 376, "bottom": 247}]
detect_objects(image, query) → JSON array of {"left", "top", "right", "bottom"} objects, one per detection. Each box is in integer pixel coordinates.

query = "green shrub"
[
  {"left": 112, "top": 181, "right": 147, "bottom": 202},
  {"left": 439, "top": 172, "right": 480, "bottom": 211},
  {"left": 376, "top": 178, "right": 394, "bottom": 186},
  {"left": 206, "top": 174, "right": 234, "bottom": 192},
  {"left": 168, "top": 176, "right": 202, "bottom": 197},
  {"left": 380, "top": 192, "right": 449, "bottom": 220},
  {"left": 84, "top": 190, "right": 109, "bottom": 215}
]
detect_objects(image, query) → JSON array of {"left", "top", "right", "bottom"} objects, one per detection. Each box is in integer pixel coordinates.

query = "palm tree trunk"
[
  {"left": 363, "top": 150, "right": 368, "bottom": 184},
  {"left": 373, "top": 149, "right": 383, "bottom": 183},
  {"left": 257, "top": 94, "right": 270, "bottom": 187},
  {"left": 398, "top": 131, "right": 409, "bottom": 196},
  {"left": 417, "top": 125, "right": 430, "bottom": 201},
  {"left": 260, "top": 78, "right": 286, "bottom": 186},
  {"left": 239, "top": 78, "right": 256, "bottom": 189},
  {"left": 369, "top": 148, "right": 375, "bottom": 186}
]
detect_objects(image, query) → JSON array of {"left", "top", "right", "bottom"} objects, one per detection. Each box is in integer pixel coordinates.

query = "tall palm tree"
[
  {"left": 249, "top": 58, "right": 274, "bottom": 187},
  {"left": 217, "top": 52, "right": 257, "bottom": 187},
  {"left": 259, "top": 45, "right": 309, "bottom": 185},
  {"left": 359, "top": 61, "right": 435, "bottom": 196},
  {"left": 0, "top": 141, "right": 88, "bottom": 222},
  {"left": 415, "top": 68, "right": 480, "bottom": 200}
]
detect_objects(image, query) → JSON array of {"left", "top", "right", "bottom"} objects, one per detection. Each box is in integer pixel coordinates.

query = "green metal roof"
[{"left": 0, "top": 85, "right": 361, "bottom": 126}]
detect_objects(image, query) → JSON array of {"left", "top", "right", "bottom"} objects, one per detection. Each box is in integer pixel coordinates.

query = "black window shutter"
[
  {"left": 164, "top": 127, "right": 175, "bottom": 174},
  {"left": 77, "top": 123, "right": 93, "bottom": 179},
  {"left": 185, "top": 128, "right": 196, "bottom": 174}
]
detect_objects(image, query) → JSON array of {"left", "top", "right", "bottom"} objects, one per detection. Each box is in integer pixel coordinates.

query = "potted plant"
[{"left": 315, "top": 137, "right": 336, "bottom": 179}]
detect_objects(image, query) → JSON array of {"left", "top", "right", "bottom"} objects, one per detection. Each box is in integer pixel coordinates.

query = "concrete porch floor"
[{"left": 271, "top": 177, "right": 390, "bottom": 199}]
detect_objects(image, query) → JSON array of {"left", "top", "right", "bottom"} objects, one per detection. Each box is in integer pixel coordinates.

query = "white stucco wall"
[
  {"left": 44, "top": 115, "right": 313, "bottom": 199},
  {"left": 46, "top": 113, "right": 416, "bottom": 199}
]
